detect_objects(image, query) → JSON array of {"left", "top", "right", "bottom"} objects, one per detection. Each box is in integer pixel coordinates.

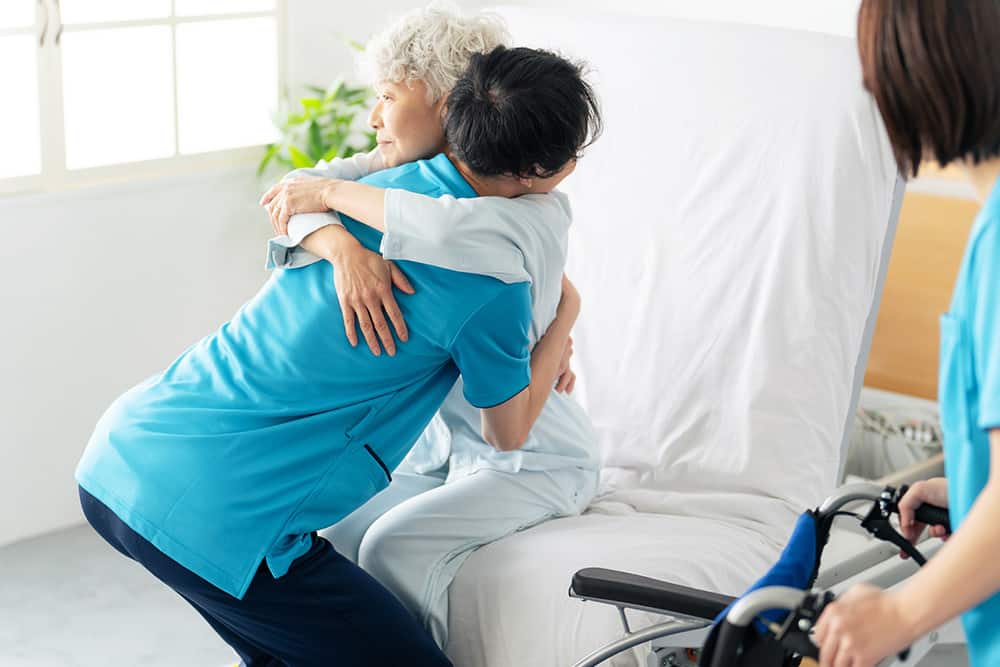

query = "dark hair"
[
  {"left": 443, "top": 45, "right": 603, "bottom": 179},
  {"left": 858, "top": 0, "right": 1000, "bottom": 177}
]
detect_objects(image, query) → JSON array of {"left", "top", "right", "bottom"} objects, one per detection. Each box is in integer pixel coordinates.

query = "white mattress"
[{"left": 447, "top": 508, "right": 779, "bottom": 666}]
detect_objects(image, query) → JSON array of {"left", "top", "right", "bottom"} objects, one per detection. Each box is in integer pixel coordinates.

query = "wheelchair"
[{"left": 569, "top": 482, "right": 952, "bottom": 666}]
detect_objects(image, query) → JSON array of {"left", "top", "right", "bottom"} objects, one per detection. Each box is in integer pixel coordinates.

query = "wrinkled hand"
[
  {"left": 555, "top": 335, "right": 576, "bottom": 393},
  {"left": 333, "top": 244, "right": 415, "bottom": 356},
  {"left": 897, "top": 477, "right": 950, "bottom": 557},
  {"left": 259, "top": 177, "right": 339, "bottom": 235},
  {"left": 813, "top": 584, "right": 913, "bottom": 667}
]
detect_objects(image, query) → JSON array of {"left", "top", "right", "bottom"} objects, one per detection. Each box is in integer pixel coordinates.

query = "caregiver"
[
  {"left": 260, "top": 4, "right": 602, "bottom": 648},
  {"left": 815, "top": 2, "right": 1000, "bottom": 666}
]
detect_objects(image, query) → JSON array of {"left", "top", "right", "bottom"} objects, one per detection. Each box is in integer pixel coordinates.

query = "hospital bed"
[{"left": 442, "top": 7, "right": 962, "bottom": 667}]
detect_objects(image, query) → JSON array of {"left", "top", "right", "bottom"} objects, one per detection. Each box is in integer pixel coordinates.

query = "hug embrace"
[{"left": 76, "top": 5, "right": 602, "bottom": 666}]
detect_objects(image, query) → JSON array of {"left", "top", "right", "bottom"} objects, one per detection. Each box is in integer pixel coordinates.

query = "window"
[{"left": 0, "top": 0, "right": 283, "bottom": 195}]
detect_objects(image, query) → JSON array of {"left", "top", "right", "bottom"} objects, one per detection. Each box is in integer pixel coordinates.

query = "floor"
[
  {"left": 0, "top": 524, "right": 237, "bottom": 667},
  {"left": 0, "top": 524, "right": 971, "bottom": 666}
]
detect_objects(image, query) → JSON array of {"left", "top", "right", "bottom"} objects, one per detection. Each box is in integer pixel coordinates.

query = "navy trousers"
[{"left": 79, "top": 486, "right": 453, "bottom": 667}]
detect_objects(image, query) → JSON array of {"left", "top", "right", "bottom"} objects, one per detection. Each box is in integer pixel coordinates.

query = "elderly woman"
[
  {"left": 260, "top": 4, "right": 601, "bottom": 650},
  {"left": 814, "top": 2, "right": 1000, "bottom": 666}
]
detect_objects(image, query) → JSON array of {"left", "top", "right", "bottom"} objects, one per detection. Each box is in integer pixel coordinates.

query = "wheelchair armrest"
[{"left": 571, "top": 567, "right": 736, "bottom": 620}]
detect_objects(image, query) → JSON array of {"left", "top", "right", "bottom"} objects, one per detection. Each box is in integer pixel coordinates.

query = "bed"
[{"left": 443, "top": 8, "right": 903, "bottom": 666}]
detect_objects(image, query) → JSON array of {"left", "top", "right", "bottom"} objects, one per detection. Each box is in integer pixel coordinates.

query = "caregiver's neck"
[
  {"left": 446, "top": 149, "right": 533, "bottom": 198},
  {"left": 963, "top": 157, "right": 1000, "bottom": 202}
]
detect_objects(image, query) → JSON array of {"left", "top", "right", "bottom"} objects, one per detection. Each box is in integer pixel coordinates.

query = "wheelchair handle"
[
  {"left": 817, "top": 483, "right": 951, "bottom": 533},
  {"left": 913, "top": 502, "right": 950, "bottom": 530}
]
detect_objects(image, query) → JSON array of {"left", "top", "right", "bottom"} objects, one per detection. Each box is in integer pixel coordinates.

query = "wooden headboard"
[{"left": 863, "top": 174, "right": 980, "bottom": 399}]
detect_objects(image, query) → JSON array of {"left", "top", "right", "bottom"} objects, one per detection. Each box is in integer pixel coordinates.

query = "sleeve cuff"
[
  {"left": 263, "top": 210, "right": 344, "bottom": 271},
  {"left": 264, "top": 239, "right": 323, "bottom": 270}
]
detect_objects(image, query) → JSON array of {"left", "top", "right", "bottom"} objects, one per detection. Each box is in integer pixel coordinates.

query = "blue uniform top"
[
  {"left": 938, "top": 173, "right": 1000, "bottom": 666},
  {"left": 75, "top": 154, "right": 533, "bottom": 599}
]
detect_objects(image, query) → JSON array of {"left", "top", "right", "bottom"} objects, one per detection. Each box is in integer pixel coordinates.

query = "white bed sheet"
[{"left": 446, "top": 508, "right": 778, "bottom": 667}]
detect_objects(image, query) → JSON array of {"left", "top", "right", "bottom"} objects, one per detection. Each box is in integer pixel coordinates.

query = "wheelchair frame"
[{"left": 568, "top": 455, "right": 962, "bottom": 667}]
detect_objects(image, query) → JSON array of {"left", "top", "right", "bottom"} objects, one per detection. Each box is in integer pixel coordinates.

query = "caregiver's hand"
[
  {"left": 260, "top": 177, "right": 341, "bottom": 235},
  {"left": 332, "top": 242, "right": 414, "bottom": 356},
  {"left": 898, "top": 478, "right": 951, "bottom": 556},
  {"left": 555, "top": 335, "right": 576, "bottom": 393},
  {"left": 558, "top": 274, "right": 581, "bottom": 320},
  {"left": 813, "top": 583, "right": 914, "bottom": 667}
]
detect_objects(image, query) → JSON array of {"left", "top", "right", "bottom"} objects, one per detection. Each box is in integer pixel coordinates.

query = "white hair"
[{"left": 358, "top": 2, "right": 511, "bottom": 103}]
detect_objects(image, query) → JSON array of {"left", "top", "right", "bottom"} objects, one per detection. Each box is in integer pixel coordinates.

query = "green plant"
[{"left": 258, "top": 78, "right": 377, "bottom": 176}]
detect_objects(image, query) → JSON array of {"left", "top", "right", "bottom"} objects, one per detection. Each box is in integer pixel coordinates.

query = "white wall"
[
  {"left": 0, "top": 168, "right": 272, "bottom": 546},
  {"left": 285, "top": 0, "right": 858, "bottom": 92}
]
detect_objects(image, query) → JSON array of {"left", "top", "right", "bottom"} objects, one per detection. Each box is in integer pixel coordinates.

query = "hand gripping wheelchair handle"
[{"left": 913, "top": 503, "right": 951, "bottom": 533}]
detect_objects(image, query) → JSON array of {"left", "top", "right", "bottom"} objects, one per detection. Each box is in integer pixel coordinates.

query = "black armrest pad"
[{"left": 571, "top": 567, "right": 736, "bottom": 620}]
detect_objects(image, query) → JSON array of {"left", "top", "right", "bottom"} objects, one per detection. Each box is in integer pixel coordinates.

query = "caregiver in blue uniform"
[
  {"left": 815, "top": 2, "right": 1000, "bottom": 666},
  {"left": 74, "top": 46, "right": 598, "bottom": 667}
]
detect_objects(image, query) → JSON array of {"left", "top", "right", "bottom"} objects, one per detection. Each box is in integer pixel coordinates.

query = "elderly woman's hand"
[
  {"left": 331, "top": 241, "right": 414, "bottom": 356},
  {"left": 260, "top": 177, "right": 341, "bottom": 235}
]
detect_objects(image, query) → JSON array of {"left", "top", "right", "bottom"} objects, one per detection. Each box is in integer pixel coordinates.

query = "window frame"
[{"left": 1, "top": 0, "right": 287, "bottom": 197}]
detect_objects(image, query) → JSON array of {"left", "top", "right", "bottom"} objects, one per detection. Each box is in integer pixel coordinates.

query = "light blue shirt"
[
  {"left": 938, "top": 173, "right": 1000, "bottom": 666},
  {"left": 75, "top": 154, "right": 533, "bottom": 599}
]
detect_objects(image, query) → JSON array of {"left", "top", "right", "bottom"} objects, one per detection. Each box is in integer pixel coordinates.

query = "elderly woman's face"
[{"left": 369, "top": 79, "right": 446, "bottom": 168}]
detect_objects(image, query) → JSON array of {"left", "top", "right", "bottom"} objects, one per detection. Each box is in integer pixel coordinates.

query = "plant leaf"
[
  {"left": 339, "top": 34, "right": 366, "bottom": 52},
  {"left": 325, "top": 79, "right": 344, "bottom": 103},
  {"left": 322, "top": 145, "right": 340, "bottom": 162},
  {"left": 300, "top": 97, "right": 323, "bottom": 115},
  {"left": 288, "top": 145, "right": 313, "bottom": 169},
  {"left": 308, "top": 121, "right": 324, "bottom": 161},
  {"left": 257, "top": 143, "right": 279, "bottom": 177}
]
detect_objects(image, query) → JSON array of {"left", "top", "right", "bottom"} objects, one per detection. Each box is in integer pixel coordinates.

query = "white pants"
[{"left": 321, "top": 466, "right": 599, "bottom": 649}]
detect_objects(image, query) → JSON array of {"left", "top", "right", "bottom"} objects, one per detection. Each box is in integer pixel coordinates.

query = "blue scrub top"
[
  {"left": 75, "top": 154, "right": 533, "bottom": 599},
  {"left": 938, "top": 173, "right": 1000, "bottom": 666}
]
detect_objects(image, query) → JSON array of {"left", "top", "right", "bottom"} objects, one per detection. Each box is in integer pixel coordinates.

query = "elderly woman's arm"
[
  {"left": 262, "top": 148, "right": 383, "bottom": 269},
  {"left": 261, "top": 150, "right": 421, "bottom": 356}
]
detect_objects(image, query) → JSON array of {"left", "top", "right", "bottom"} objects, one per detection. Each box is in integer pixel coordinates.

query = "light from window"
[
  {"left": 174, "top": 0, "right": 276, "bottom": 17},
  {"left": 59, "top": 0, "right": 171, "bottom": 25},
  {"left": 61, "top": 26, "right": 175, "bottom": 169},
  {"left": 175, "top": 17, "right": 278, "bottom": 154},
  {"left": 0, "top": 35, "right": 42, "bottom": 179},
  {"left": 0, "top": 4, "right": 35, "bottom": 28}
]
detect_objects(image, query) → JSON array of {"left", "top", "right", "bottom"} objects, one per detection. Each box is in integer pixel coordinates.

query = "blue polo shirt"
[
  {"left": 938, "top": 173, "right": 1000, "bottom": 666},
  {"left": 75, "top": 154, "right": 532, "bottom": 599}
]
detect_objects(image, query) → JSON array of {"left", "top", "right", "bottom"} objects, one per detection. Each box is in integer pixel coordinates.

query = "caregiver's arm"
[
  {"left": 482, "top": 286, "right": 579, "bottom": 450},
  {"left": 813, "top": 434, "right": 1000, "bottom": 666},
  {"left": 890, "top": 432, "right": 1000, "bottom": 635},
  {"left": 479, "top": 276, "right": 580, "bottom": 451}
]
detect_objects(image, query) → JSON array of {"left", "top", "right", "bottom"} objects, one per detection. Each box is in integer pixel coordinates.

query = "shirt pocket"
[
  {"left": 295, "top": 442, "right": 391, "bottom": 532},
  {"left": 939, "top": 312, "right": 974, "bottom": 444}
]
